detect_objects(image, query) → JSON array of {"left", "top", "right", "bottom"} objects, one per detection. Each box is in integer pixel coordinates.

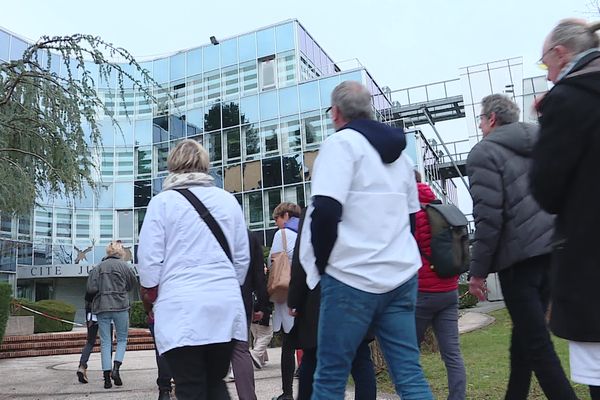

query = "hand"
[
  {"left": 252, "top": 311, "right": 264, "bottom": 322},
  {"left": 469, "top": 276, "right": 487, "bottom": 301},
  {"left": 288, "top": 308, "right": 298, "bottom": 317}
]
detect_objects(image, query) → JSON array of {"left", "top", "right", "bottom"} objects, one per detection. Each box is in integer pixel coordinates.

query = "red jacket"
[{"left": 415, "top": 182, "right": 459, "bottom": 292}]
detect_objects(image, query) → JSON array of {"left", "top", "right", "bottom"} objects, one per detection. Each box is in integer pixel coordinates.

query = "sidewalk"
[{"left": 0, "top": 302, "right": 504, "bottom": 400}]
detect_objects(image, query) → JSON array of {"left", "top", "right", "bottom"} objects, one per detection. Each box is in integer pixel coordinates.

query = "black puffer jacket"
[
  {"left": 467, "top": 122, "right": 554, "bottom": 278},
  {"left": 531, "top": 51, "right": 600, "bottom": 342}
]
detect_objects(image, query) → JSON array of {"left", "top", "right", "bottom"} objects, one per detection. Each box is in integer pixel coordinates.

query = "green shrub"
[
  {"left": 0, "top": 283, "right": 12, "bottom": 344},
  {"left": 129, "top": 301, "right": 148, "bottom": 328},
  {"left": 458, "top": 283, "right": 478, "bottom": 309},
  {"left": 12, "top": 299, "right": 76, "bottom": 333}
]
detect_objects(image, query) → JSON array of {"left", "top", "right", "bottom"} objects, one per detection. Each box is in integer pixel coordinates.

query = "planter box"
[{"left": 5, "top": 316, "right": 34, "bottom": 336}]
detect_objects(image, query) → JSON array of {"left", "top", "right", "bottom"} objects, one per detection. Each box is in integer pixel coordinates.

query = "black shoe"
[
  {"left": 250, "top": 352, "right": 262, "bottom": 369},
  {"left": 158, "top": 389, "right": 171, "bottom": 400},
  {"left": 76, "top": 365, "right": 88, "bottom": 384},
  {"left": 272, "top": 394, "right": 293, "bottom": 400},
  {"left": 111, "top": 361, "right": 123, "bottom": 386},
  {"left": 103, "top": 370, "right": 112, "bottom": 389}
]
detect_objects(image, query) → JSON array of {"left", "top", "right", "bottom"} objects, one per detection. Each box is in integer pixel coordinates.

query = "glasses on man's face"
[
  {"left": 537, "top": 46, "right": 556, "bottom": 70},
  {"left": 476, "top": 114, "right": 487, "bottom": 123}
]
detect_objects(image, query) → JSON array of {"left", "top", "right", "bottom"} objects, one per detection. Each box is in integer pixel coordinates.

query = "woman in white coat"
[
  {"left": 138, "top": 139, "right": 249, "bottom": 400},
  {"left": 269, "top": 202, "right": 301, "bottom": 400}
]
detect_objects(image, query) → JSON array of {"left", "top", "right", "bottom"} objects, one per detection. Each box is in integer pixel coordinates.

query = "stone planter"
[{"left": 5, "top": 316, "right": 34, "bottom": 336}]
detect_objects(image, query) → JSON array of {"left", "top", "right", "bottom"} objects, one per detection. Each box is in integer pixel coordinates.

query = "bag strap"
[
  {"left": 281, "top": 228, "right": 287, "bottom": 253},
  {"left": 174, "top": 188, "right": 233, "bottom": 263}
]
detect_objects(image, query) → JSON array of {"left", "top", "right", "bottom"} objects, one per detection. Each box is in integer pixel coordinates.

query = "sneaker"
[
  {"left": 76, "top": 365, "right": 88, "bottom": 384},
  {"left": 250, "top": 352, "right": 262, "bottom": 369}
]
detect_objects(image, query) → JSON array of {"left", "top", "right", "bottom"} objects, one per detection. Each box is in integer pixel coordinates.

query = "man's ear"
[{"left": 489, "top": 112, "right": 497, "bottom": 127}]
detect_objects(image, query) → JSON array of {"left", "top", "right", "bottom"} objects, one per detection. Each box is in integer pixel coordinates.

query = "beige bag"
[{"left": 267, "top": 229, "right": 291, "bottom": 303}]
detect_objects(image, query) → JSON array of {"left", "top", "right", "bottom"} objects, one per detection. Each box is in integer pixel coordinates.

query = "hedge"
[
  {"left": 458, "top": 283, "right": 479, "bottom": 309},
  {"left": 129, "top": 301, "right": 148, "bottom": 328},
  {"left": 0, "top": 283, "right": 11, "bottom": 344},
  {"left": 12, "top": 299, "right": 75, "bottom": 333}
]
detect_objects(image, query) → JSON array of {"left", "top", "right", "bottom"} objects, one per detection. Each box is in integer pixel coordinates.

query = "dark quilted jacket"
[{"left": 467, "top": 122, "right": 554, "bottom": 278}]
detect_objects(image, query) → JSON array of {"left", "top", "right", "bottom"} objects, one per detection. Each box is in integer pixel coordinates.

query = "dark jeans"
[
  {"left": 498, "top": 255, "right": 576, "bottom": 400},
  {"left": 591, "top": 385, "right": 600, "bottom": 400},
  {"left": 164, "top": 342, "right": 234, "bottom": 400},
  {"left": 79, "top": 321, "right": 112, "bottom": 368},
  {"left": 149, "top": 323, "right": 173, "bottom": 392},
  {"left": 298, "top": 341, "right": 376, "bottom": 400},
  {"left": 416, "top": 290, "right": 466, "bottom": 400},
  {"left": 280, "top": 331, "right": 295, "bottom": 396}
]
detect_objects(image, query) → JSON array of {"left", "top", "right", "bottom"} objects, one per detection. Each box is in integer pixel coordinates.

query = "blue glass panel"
[
  {"left": 259, "top": 91, "right": 278, "bottom": 121},
  {"left": 340, "top": 71, "right": 363, "bottom": 84},
  {"left": 74, "top": 184, "right": 94, "bottom": 208},
  {"left": 240, "top": 95, "right": 259, "bottom": 125},
  {"left": 116, "top": 120, "right": 134, "bottom": 146},
  {"left": 210, "top": 167, "right": 223, "bottom": 188},
  {"left": 96, "top": 183, "right": 114, "bottom": 208},
  {"left": 319, "top": 75, "right": 341, "bottom": 108},
  {"left": 134, "top": 119, "right": 152, "bottom": 146},
  {"left": 114, "top": 182, "right": 134, "bottom": 208},
  {"left": 169, "top": 115, "right": 186, "bottom": 140},
  {"left": 100, "top": 121, "right": 115, "bottom": 146},
  {"left": 9, "top": 36, "right": 28, "bottom": 61},
  {"left": 203, "top": 45, "right": 220, "bottom": 72},
  {"left": 170, "top": 52, "right": 186, "bottom": 81},
  {"left": 298, "top": 81, "right": 320, "bottom": 112},
  {"left": 238, "top": 32, "right": 257, "bottom": 63},
  {"left": 187, "top": 48, "right": 202, "bottom": 76},
  {"left": 279, "top": 86, "right": 299, "bottom": 117},
  {"left": 187, "top": 108, "right": 204, "bottom": 134},
  {"left": 222, "top": 100, "right": 240, "bottom": 128},
  {"left": 0, "top": 30, "right": 9, "bottom": 61},
  {"left": 204, "top": 102, "right": 222, "bottom": 132},
  {"left": 153, "top": 57, "right": 169, "bottom": 84},
  {"left": 256, "top": 28, "right": 276, "bottom": 58},
  {"left": 220, "top": 38, "right": 238, "bottom": 67},
  {"left": 275, "top": 22, "right": 295, "bottom": 53}
]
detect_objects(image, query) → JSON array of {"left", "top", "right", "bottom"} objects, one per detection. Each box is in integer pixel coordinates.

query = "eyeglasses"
[
  {"left": 476, "top": 114, "right": 487, "bottom": 123},
  {"left": 537, "top": 46, "right": 556, "bottom": 70}
]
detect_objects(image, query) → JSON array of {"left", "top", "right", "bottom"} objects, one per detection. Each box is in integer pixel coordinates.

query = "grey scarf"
[{"left": 162, "top": 172, "right": 214, "bottom": 191}]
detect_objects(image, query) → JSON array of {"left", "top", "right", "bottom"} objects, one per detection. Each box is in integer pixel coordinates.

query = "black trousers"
[
  {"left": 149, "top": 323, "right": 173, "bottom": 392},
  {"left": 498, "top": 255, "right": 576, "bottom": 400},
  {"left": 280, "top": 332, "right": 295, "bottom": 396},
  {"left": 164, "top": 342, "right": 234, "bottom": 400}
]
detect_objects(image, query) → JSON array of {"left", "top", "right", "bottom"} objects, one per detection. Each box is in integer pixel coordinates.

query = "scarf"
[{"left": 162, "top": 172, "right": 214, "bottom": 191}]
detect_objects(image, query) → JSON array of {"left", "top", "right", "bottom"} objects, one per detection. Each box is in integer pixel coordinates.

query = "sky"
[{"left": 1, "top": 0, "right": 595, "bottom": 214}]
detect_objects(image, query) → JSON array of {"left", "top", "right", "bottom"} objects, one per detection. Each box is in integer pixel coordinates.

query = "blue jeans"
[
  {"left": 97, "top": 310, "right": 129, "bottom": 371},
  {"left": 313, "top": 274, "right": 432, "bottom": 400}
]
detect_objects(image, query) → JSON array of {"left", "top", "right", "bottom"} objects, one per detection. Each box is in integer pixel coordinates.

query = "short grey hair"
[
  {"left": 480, "top": 94, "right": 520, "bottom": 126},
  {"left": 549, "top": 19, "right": 600, "bottom": 54},
  {"left": 331, "top": 81, "right": 373, "bottom": 121},
  {"left": 167, "top": 139, "right": 209, "bottom": 173}
]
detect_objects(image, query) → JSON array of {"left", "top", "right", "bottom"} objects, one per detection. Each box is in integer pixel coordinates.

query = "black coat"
[
  {"left": 243, "top": 230, "right": 270, "bottom": 322},
  {"left": 530, "top": 50, "right": 600, "bottom": 342}
]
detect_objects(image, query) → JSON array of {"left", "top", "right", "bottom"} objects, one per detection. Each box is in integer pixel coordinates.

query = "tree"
[{"left": 0, "top": 34, "right": 158, "bottom": 215}]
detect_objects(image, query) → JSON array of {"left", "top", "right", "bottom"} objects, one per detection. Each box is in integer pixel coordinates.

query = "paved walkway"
[{"left": 0, "top": 301, "right": 505, "bottom": 400}]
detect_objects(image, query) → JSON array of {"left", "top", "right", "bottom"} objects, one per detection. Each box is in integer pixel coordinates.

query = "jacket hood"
[
  {"left": 417, "top": 182, "right": 437, "bottom": 204},
  {"left": 484, "top": 122, "right": 539, "bottom": 157},
  {"left": 343, "top": 119, "right": 406, "bottom": 163},
  {"left": 284, "top": 216, "right": 300, "bottom": 233}
]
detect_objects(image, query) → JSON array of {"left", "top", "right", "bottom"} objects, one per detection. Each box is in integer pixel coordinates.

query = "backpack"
[
  {"left": 420, "top": 202, "right": 470, "bottom": 278},
  {"left": 267, "top": 229, "right": 291, "bottom": 303}
]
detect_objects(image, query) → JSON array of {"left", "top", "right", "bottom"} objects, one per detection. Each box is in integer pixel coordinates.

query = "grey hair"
[
  {"left": 480, "top": 94, "right": 520, "bottom": 126},
  {"left": 549, "top": 19, "right": 600, "bottom": 54},
  {"left": 331, "top": 81, "right": 373, "bottom": 121}
]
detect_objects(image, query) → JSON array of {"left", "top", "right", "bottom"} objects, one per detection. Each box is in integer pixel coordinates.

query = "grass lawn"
[{"left": 376, "top": 309, "right": 590, "bottom": 399}]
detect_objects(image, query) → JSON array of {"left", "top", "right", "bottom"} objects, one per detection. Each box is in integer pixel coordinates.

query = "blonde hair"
[
  {"left": 167, "top": 139, "right": 210, "bottom": 173},
  {"left": 105, "top": 240, "right": 126, "bottom": 258},
  {"left": 272, "top": 202, "right": 301, "bottom": 219}
]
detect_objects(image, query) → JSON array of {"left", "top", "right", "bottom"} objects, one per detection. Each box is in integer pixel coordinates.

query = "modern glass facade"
[{"left": 0, "top": 20, "right": 392, "bottom": 305}]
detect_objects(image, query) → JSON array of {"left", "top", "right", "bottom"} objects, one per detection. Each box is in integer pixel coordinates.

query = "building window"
[
  {"left": 244, "top": 191, "right": 264, "bottom": 229},
  {"left": 240, "top": 61, "right": 258, "bottom": 95},
  {"left": 260, "top": 120, "right": 279, "bottom": 156},
  {"left": 55, "top": 210, "right": 73, "bottom": 240},
  {"left": 117, "top": 210, "right": 134, "bottom": 239},
  {"left": 259, "top": 56, "right": 276, "bottom": 91},
  {"left": 262, "top": 157, "right": 282, "bottom": 188},
  {"left": 75, "top": 210, "right": 92, "bottom": 240},
  {"left": 98, "top": 211, "right": 113, "bottom": 240},
  {"left": 34, "top": 208, "right": 53, "bottom": 239}
]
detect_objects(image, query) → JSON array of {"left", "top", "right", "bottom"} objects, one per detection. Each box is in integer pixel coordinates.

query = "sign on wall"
[{"left": 17, "top": 264, "right": 139, "bottom": 279}]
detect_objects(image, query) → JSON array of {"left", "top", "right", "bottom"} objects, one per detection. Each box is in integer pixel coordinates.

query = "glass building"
[{"left": 0, "top": 20, "right": 392, "bottom": 318}]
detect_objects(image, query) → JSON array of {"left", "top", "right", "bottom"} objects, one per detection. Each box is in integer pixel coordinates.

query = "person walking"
[
  {"left": 467, "top": 94, "right": 576, "bottom": 399},
  {"left": 86, "top": 240, "right": 137, "bottom": 389},
  {"left": 414, "top": 172, "right": 466, "bottom": 400},
  {"left": 138, "top": 139, "right": 249, "bottom": 400},
  {"left": 531, "top": 18, "right": 600, "bottom": 399}
]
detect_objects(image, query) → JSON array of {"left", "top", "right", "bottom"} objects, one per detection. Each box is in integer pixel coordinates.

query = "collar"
[{"left": 557, "top": 49, "right": 599, "bottom": 81}]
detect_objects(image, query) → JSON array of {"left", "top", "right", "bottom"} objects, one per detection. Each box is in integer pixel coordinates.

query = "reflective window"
[
  {"left": 34, "top": 208, "right": 53, "bottom": 239},
  {"left": 75, "top": 210, "right": 92, "bottom": 240},
  {"left": 210, "top": 167, "right": 223, "bottom": 188},
  {"left": 98, "top": 211, "right": 113, "bottom": 240},
  {"left": 284, "top": 184, "right": 305, "bottom": 208},
  {"left": 136, "top": 89, "right": 153, "bottom": 116},
  {"left": 97, "top": 183, "right": 114, "bottom": 208},
  {"left": 243, "top": 160, "right": 262, "bottom": 191},
  {"left": 33, "top": 243, "right": 52, "bottom": 266},
  {"left": 17, "top": 214, "right": 32, "bottom": 241},
  {"left": 17, "top": 243, "right": 33, "bottom": 266},
  {"left": 262, "top": 157, "right": 282, "bottom": 187},
  {"left": 299, "top": 81, "right": 320, "bottom": 112},
  {"left": 240, "top": 61, "right": 258, "bottom": 95},
  {"left": 224, "top": 164, "right": 242, "bottom": 193},
  {"left": 207, "top": 131, "right": 222, "bottom": 164},
  {"left": 203, "top": 45, "right": 220, "bottom": 72},
  {"left": 0, "top": 30, "right": 9, "bottom": 61},
  {"left": 283, "top": 154, "right": 303, "bottom": 184},
  {"left": 101, "top": 150, "right": 114, "bottom": 180},
  {"left": 260, "top": 119, "right": 279, "bottom": 155},
  {"left": 244, "top": 191, "right": 264, "bottom": 229},
  {"left": 153, "top": 57, "right": 169, "bottom": 84},
  {"left": 220, "top": 38, "right": 238, "bottom": 67},
  {"left": 259, "top": 91, "right": 278, "bottom": 121},
  {"left": 100, "top": 120, "right": 115, "bottom": 146},
  {"left": 204, "top": 69, "right": 221, "bottom": 102},
  {"left": 169, "top": 115, "right": 186, "bottom": 140},
  {"left": 115, "top": 148, "right": 134, "bottom": 179},
  {"left": 224, "top": 127, "right": 241, "bottom": 162},
  {"left": 134, "top": 180, "right": 151, "bottom": 207},
  {"left": 73, "top": 241, "right": 93, "bottom": 264},
  {"left": 74, "top": 184, "right": 94, "bottom": 208},
  {"left": 187, "top": 107, "right": 204, "bottom": 134},
  {"left": 264, "top": 188, "right": 282, "bottom": 228},
  {"left": 279, "top": 86, "right": 299, "bottom": 117},
  {"left": 319, "top": 75, "right": 341, "bottom": 109},
  {"left": 238, "top": 32, "right": 257, "bottom": 63},
  {"left": 53, "top": 244, "right": 73, "bottom": 264},
  {"left": 256, "top": 28, "right": 276, "bottom": 58},
  {"left": 275, "top": 23, "right": 295, "bottom": 53},
  {"left": 204, "top": 102, "right": 222, "bottom": 131},
  {"left": 135, "top": 146, "right": 152, "bottom": 177},
  {"left": 170, "top": 52, "right": 186, "bottom": 81},
  {"left": 281, "top": 116, "right": 301, "bottom": 154},
  {"left": 302, "top": 111, "right": 323, "bottom": 148},
  {"left": 277, "top": 51, "right": 296, "bottom": 88},
  {"left": 0, "top": 240, "right": 17, "bottom": 272},
  {"left": 152, "top": 177, "right": 164, "bottom": 196},
  {"left": 55, "top": 209, "right": 73, "bottom": 240},
  {"left": 259, "top": 57, "right": 276, "bottom": 91},
  {"left": 117, "top": 210, "right": 134, "bottom": 239},
  {"left": 9, "top": 36, "right": 28, "bottom": 61},
  {"left": 242, "top": 124, "right": 260, "bottom": 161},
  {"left": 171, "top": 79, "right": 186, "bottom": 111},
  {"left": 187, "top": 48, "right": 202, "bottom": 76},
  {"left": 222, "top": 101, "right": 240, "bottom": 128},
  {"left": 303, "top": 150, "right": 319, "bottom": 181},
  {"left": 0, "top": 213, "right": 12, "bottom": 238},
  {"left": 240, "top": 95, "right": 259, "bottom": 125},
  {"left": 187, "top": 75, "right": 204, "bottom": 109},
  {"left": 323, "top": 111, "right": 335, "bottom": 138},
  {"left": 135, "top": 119, "right": 152, "bottom": 146},
  {"left": 135, "top": 209, "right": 146, "bottom": 241},
  {"left": 153, "top": 116, "right": 169, "bottom": 143},
  {"left": 154, "top": 86, "right": 170, "bottom": 116},
  {"left": 116, "top": 90, "right": 135, "bottom": 118},
  {"left": 154, "top": 144, "right": 169, "bottom": 173},
  {"left": 222, "top": 65, "right": 239, "bottom": 100}
]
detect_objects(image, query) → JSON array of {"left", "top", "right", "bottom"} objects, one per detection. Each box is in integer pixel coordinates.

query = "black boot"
[
  {"left": 111, "top": 361, "right": 123, "bottom": 386},
  {"left": 103, "top": 370, "right": 112, "bottom": 389}
]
